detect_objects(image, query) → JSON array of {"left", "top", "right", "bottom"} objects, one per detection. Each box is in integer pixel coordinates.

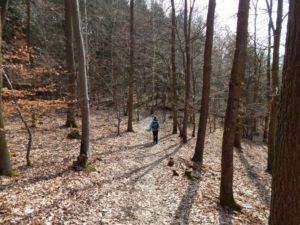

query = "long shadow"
[
  {"left": 0, "top": 167, "right": 72, "bottom": 192},
  {"left": 118, "top": 143, "right": 182, "bottom": 183},
  {"left": 97, "top": 142, "right": 154, "bottom": 157},
  {"left": 127, "top": 142, "right": 154, "bottom": 149},
  {"left": 90, "top": 133, "right": 121, "bottom": 142},
  {"left": 134, "top": 150, "right": 166, "bottom": 160},
  {"left": 159, "top": 133, "right": 173, "bottom": 142},
  {"left": 236, "top": 150, "right": 270, "bottom": 206},
  {"left": 218, "top": 208, "right": 233, "bottom": 225},
  {"left": 94, "top": 131, "right": 175, "bottom": 157},
  {"left": 171, "top": 174, "right": 201, "bottom": 225}
]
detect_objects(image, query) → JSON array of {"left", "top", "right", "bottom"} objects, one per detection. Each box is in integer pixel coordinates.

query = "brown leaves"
[{"left": 0, "top": 110, "right": 271, "bottom": 224}]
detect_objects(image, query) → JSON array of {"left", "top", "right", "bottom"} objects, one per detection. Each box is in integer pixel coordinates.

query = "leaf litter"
[{"left": 0, "top": 108, "right": 271, "bottom": 224}]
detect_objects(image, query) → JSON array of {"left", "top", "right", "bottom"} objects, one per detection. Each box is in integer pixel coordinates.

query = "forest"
[{"left": 0, "top": 0, "right": 299, "bottom": 224}]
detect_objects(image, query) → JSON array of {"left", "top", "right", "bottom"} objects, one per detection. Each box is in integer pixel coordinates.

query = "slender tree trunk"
[
  {"left": 220, "top": 0, "right": 250, "bottom": 210},
  {"left": 182, "top": 0, "right": 194, "bottom": 144},
  {"left": 150, "top": 0, "right": 155, "bottom": 115},
  {"left": 65, "top": 0, "right": 77, "bottom": 128},
  {"left": 192, "top": 0, "right": 216, "bottom": 164},
  {"left": 267, "top": 0, "right": 283, "bottom": 174},
  {"left": 263, "top": 0, "right": 273, "bottom": 143},
  {"left": 250, "top": 0, "right": 258, "bottom": 137},
  {"left": 70, "top": 0, "right": 90, "bottom": 169},
  {"left": 0, "top": 0, "right": 8, "bottom": 27},
  {"left": 127, "top": 0, "right": 134, "bottom": 132},
  {"left": 0, "top": 3, "right": 12, "bottom": 176},
  {"left": 191, "top": 57, "right": 196, "bottom": 138},
  {"left": 269, "top": 1, "right": 300, "bottom": 223},
  {"left": 25, "top": 0, "right": 33, "bottom": 66},
  {"left": 4, "top": 74, "right": 32, "bottom": 166},
  {"left": 171, "top": 0, "right": 177, "bottom": 134}
]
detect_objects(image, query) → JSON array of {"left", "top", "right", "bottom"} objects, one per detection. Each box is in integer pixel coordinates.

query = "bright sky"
[{"left": 159, "top": 0, "right": 289, "bottom": 55}]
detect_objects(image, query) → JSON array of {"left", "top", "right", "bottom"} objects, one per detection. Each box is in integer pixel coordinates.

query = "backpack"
[{"left": 151, "top": 120, "right": 159, "bottom": 131}]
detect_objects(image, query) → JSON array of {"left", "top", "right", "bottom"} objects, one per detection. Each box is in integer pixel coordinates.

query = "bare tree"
[
  {"left": 25, "top": 0, "right": 33, "bottom": 66},
  {"left": 263, "top": 0, "right": 273, "bottom": 143},
  {"left": 0, "top": 0, "right": 12, "bottom": 176},
  {"left": 70, "top": 0, "right": 90, "bottom": 169},
  {"left": 220, "top": 0, "right": 250, "bottom": 210},
  {"left": 171, "top": 0, "right": 178, "bottom": 134},
  {"left": 182, "top": 0, "right": 195, "bottom": 144},
  {"left": 127, "top": 0, "right": 134, "bottom": 132},
  {"left": 65, "top": 0, "right": 77, "bottom": 128},
  {"left": 269, "top": 0, "right": 300, "bottom": 223},
  {"left": 192, "top": 0, "right": 216, "bottom": 164},
  {"left": 267, "top": 0, "right": 283, "bottom": 174}
]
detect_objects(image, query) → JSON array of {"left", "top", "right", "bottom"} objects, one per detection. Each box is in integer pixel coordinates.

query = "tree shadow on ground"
[
  {"left": 218, "top": 207, "right": 234, "bottom": 225},
  {"left": 121, "top": 143, "right": 183, "bottom": 183},
  {"left": 0, "top": 167, "right": 72, "bottom": 192},
  {"left": 159, "top": 133, "right": 173, "bottom": 142},
  {"left": 97, "top": 133, "right": 175, "bottom": 157},
  {"left": 134, "top": 150, "right": 166, "bottom": 160},
  {"left": 171, "top": 173, "right": 201, "bottom": 225},
  {"left": 236, "top": 150, "right": 270, "bottom": 206},
  {"left": 127, "top": 142, "right": 155, "bottom": 149},
  {"left": 90, "top": 132, "right": 123, "bottom": 142}
]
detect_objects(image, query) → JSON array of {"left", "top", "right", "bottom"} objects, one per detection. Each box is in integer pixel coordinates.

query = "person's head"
[{"left": 154, "top": 116, "right": 157, "bottom": 120}]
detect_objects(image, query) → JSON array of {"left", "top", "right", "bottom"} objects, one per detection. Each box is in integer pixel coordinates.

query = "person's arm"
[{"left": 149, "top": 120, "right": 153, "bottom": 131}]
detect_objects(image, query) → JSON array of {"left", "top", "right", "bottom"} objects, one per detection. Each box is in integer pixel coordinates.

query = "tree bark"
[
  {"left": 192, "top": 0, "right": 216, "bottom": 164},
  {"left": 70, "top": 0, "right": 90, "bottom": 169},
  {"left": 267, "top": 0, "right": 283, "bottom": 174},
  {"left": 65, "top": 0, "right": 77, "bottom": 128},
  {"left": 0, "top": 3, "right": 12, "bottom": 176},
  {"left": 220, "top": 0, "right": 250, "bottom": 210},
  {"left": 250, "top": 0, "right": 258, "bottom": 138},
  {"left": 171, "top": 0, "right": 177, "bottom": 134},
  {"left": 0, "top": 0, "right": 8, "bottom": 27},
  {"left": 127, "top": 0, "right": 134, "bottom": 132},
  {"left": 182, "top": 0, "right": 194, "bottom": 144},
  {"left": 263, "top": 1, "right": 272, "bottom": 143},
  {"left": 269, "top": 1, "right": 300, "bottom": 223}
]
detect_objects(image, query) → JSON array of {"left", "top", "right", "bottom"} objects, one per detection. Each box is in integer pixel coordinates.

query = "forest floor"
[{"left": 0, "top": 108, "right": 271, "bottom": 225}]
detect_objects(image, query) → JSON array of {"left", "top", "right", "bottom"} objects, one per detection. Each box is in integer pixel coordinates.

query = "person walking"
[{"left": 150, "top": 116, "right": 160, "bottom": 144}]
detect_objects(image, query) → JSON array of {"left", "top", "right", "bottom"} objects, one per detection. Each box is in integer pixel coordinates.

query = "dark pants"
[{"left": 152, "top": 130, "right": 158, "bottom": 144}]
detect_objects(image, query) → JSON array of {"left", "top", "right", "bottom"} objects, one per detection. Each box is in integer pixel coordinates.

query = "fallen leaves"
[{"left": 0, "top": 109, "right": 271, "bottom": 224}]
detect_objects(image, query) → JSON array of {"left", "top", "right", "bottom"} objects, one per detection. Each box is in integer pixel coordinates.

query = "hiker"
[{"left": 149, "top": 116, "right": 160, "bottom": 144}]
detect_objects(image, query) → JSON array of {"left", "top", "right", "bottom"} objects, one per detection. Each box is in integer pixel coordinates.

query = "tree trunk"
[
  {"left": 263, "top": 0, "right": 273, "bottom": 144},
  {"left": 70, "top": 0, "right": 90, "bottom": 169},
  {"left": 267, "top": 0, "right": 283, "bottom": 174},
  {"left": 0, "top": 3, "right": 12, "bottom": 176},
  {"left": 25, "top": 0, "right": 33, "bottom": 66},
  {"left": 127, "top": 0, "right": 134, "bottom": 132},
  {"left": 234, "top": 113, "right": 242, "bottom": 150},
  {"left": 192, "top": 0, "right": 216, "bottom": 164},
  {"left": 151, "top": 0, "right": 156, "bottom": 115},
  {"left": 269, "top": 1, "right": 300, "bottom": 223},
  {"left": 171, "top": 0, "right": 177, "bottom": 134},
  {"left": 0, "top": 0, "right": 8, "bottom": 27},
  {"left": 4, "top": 74, "right": 32, "bottom": 166},
  {"left": 220, "top": 0, "right": 250, "bottom": 210},
  {"left": 182, "top": 0, "right": 194, "bottom": 144},
  {"left": 250, "top": 0, "right": 258, "bottom": 138},
  {"left": 65, "top": 0, "right": 77, "bottom": 128}
]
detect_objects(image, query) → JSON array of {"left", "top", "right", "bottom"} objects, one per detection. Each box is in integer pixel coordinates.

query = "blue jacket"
[{"left": 149, "top": 119, "right": 160, "bottom": 131}]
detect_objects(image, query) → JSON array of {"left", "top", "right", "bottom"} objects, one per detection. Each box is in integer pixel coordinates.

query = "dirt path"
[{"left": 0, "top": 110, "right": 271, "bottom": 224}]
